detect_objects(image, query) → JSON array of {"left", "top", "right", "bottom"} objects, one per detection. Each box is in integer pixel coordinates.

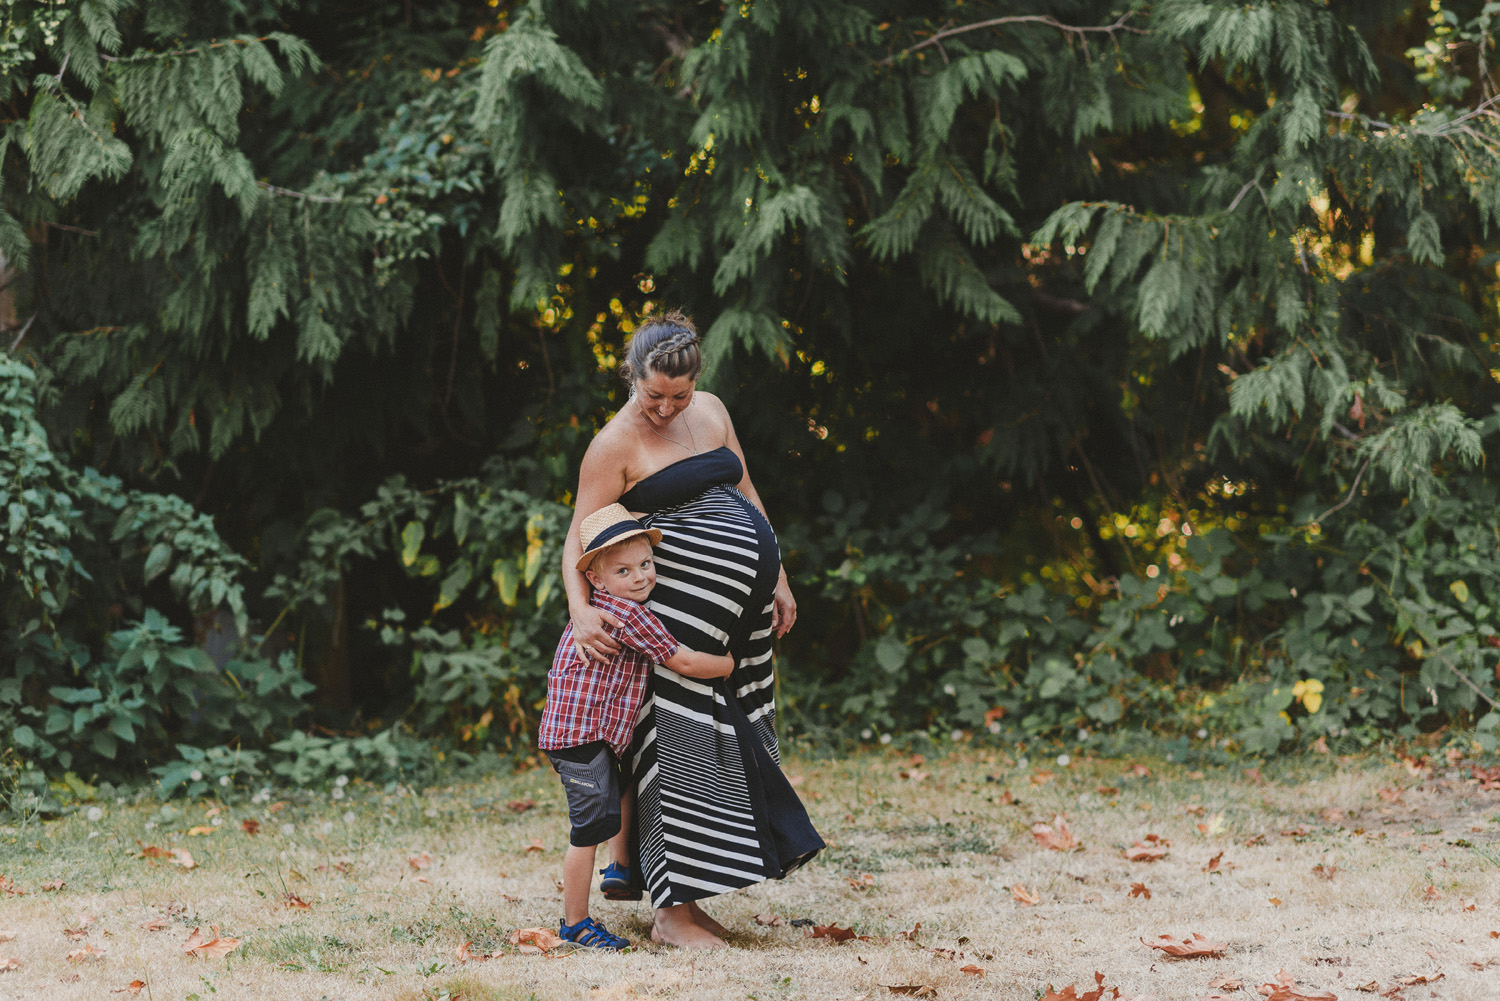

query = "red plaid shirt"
[{"left": 537, "top": 590, "right": 679, "bottom": 757}]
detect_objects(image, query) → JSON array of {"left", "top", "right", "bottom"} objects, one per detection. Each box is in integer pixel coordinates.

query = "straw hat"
[{"left": 575, "top": 503, "right": 662, "bottom": 571}]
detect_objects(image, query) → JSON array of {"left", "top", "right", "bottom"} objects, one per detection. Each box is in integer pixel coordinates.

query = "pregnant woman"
[{"left": 561, "top": 310, "right": 823, "bottom": 949}]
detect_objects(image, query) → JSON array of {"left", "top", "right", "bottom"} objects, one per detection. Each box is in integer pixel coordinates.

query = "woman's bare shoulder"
[{"left": 693, "top": 390, "right": 734, "bottom": 426}]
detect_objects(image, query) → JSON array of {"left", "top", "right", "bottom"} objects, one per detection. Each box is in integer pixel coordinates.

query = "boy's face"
[{"left": 586, "top": 537, "right": 657, "bottom": 603}]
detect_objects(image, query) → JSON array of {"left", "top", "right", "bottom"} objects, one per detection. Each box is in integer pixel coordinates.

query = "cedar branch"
[{"left": 879, "top": 11, "right": 1145, "bottom": 66}]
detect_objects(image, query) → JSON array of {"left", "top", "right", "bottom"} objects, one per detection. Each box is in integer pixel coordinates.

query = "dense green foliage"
[{"left": 4, "top": 0, "right": 1500, "bottom": 799}]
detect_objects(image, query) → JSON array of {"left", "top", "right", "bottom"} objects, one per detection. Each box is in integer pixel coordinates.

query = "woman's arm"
[
  {"left": 563, "top": 434, "right": 632, "bottom": 659},
  {"left": 707, "top": 394, "right": 798, "bottom": 638}
]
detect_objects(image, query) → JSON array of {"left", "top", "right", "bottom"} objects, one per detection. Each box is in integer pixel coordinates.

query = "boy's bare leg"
[
  {"left": 686, "top": 900, "right": 729, "bottom": 937},
  {"left": 561, "top": 844, "right": 598, "bottom": 926},
  {"left": 651, "top": 904, "right": 727, "bottom": 949},
  {"left": 607, "top": 789, "right": 633, "bottom": 868}
]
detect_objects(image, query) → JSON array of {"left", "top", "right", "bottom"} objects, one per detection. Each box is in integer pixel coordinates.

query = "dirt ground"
[{"left": 2, "top": 745, "right": 1499, "bottom": 1001}]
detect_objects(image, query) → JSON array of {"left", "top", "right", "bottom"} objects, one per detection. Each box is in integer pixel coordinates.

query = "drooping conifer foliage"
[{"left": 4, "top": 0, "right": 1500, "bottom": 794}]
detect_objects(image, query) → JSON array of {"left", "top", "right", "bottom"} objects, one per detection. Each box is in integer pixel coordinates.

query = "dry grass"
[{"left": 2, "top": 747, "right": 1499, "bottom": 1000}]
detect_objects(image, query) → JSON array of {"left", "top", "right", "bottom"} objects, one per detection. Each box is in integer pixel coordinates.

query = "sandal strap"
[{"left": 562, "top": 917, "right": 627, "bottom": 949}]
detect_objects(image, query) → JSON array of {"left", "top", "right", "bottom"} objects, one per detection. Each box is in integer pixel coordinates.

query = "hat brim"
[{"left": 576, "top": 524, "right": 663, "bottom": 571}]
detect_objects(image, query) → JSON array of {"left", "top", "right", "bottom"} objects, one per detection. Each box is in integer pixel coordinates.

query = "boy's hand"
[
  {"left": 571, "top": 604, "right": 622, "bottom": 661},
  {"left": 716, "top": 652, "right": 735, "bottom": 677}
]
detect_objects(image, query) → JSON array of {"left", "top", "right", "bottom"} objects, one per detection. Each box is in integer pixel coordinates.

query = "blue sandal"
[
  {"left": 558, "top": 915, "right": 629, "bottom": 950},
  {"left": 598, "top": 861, "right": 642, "bottom": 900}
]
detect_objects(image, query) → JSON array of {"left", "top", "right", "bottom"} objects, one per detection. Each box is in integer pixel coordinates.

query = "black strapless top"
[{"left": 619, "top": 446, "right": 743, "bottom": 513}]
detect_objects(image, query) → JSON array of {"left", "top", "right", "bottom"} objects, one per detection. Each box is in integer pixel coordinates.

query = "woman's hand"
[
  {"left": 770, "top": 575, "right": 797, "bottom": 638},
  {"left": 571, "top": 602, "right": 623, "bottom": 661}
]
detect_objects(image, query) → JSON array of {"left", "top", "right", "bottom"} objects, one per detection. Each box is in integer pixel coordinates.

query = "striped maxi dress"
[{"left": 621, "top": 447, "right": 823, "bottom": 908}]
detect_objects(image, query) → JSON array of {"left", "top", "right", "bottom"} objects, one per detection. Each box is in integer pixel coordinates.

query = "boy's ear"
[{"left": 584, "top": 567, "right": 603, "bottom": 590}]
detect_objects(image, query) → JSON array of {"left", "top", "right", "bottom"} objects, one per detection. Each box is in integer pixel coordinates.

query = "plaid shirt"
[{"left": 537, "top": 590, "right": 679, "bottom": 757}]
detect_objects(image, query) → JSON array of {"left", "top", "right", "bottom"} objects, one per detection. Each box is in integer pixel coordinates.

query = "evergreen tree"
[{"left": 4, "top": 0, "right": 1500, "bottom": 776}]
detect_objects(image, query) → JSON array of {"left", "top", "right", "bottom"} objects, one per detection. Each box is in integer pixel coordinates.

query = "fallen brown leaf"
[
  {"left": 1096, "top": 785, "right": 1120, "bottom": 796},
  {"left": 960, "top": 964, "right": 985, "bottom": 975},
  {"left": 41, "top": 879, "right": 65, "bottom": 892},
  {"left": 1203, "top": 852, "right": 1223, "bottom": 873},
  {"left": 0, "top": 932, "right": 12, "bottom": 942},
  {"left": 509, "top": 927, "right": 565, "bottom": 953},
  {"left": 66, "top": 943, "right": 105, "bottom": 962},
  {"left": 1377, "top": 787, "right": 1403, "bottom": 803},
  {"left": 1141, "top": 932, "right": 1228, "bottom": 958},
  {"left": 185, "top": 825, "right": 215, "bottom": 836},
  {"left": 524, "top": 838, "right": 546, "bottom": 854},
  {"left": 1422, "top": 884, "right": 1441, "bottom": 901},
  {"left": 407, "top": 852, "right": 433, "bottom": 870},
  {"left": 241, "top": 820, "right": 260, "bottom": 835},
  {"left": 1131, "top": 763, "right": 1151, "bottom": 777},
  {"left": 284, "top": 893, "right": 311, "bottom": 910},
  {"left": 848, "top": 872, "right": 876, "bottom": 890},
  {"left": 1033, "top": 815, "right": 1080, "bottom": 852},
  {"left": 754, "top": 914, "right": 785, "bottom": 927},
  {"left": 169, "top": 849, "right": 195, "bottom": 870},
  {"left": 506, "top": 799, "right": 537, "bottom": 813},
  {"left": 1255, "top": 969, "right": 1337, "bottom": 1000},
  {"left": 1395, "top": 972, "right": 1443, "bottom": 986},
  {"left": 1129, "top": 882, "right": 1152, "bottom": 900},
  {"left": 112, "top": 980, "right": 146, "bottom": 995},
  {"left": 1125, "top": 843, "right": 1169, "bottom": 862},
  {"left": 1209, "top": 976, "right": 1244, "bottom": 989},
  {"left": 1011, "top": 883, "right": 1041, "bottom": 905},
  {"left": 0, "top": 958, "right": 18, "bottom": 972},
  {"left": 882, "top": 986, "right": 935, "bottom": 997},
  {"left": 898, "top": 922, "right": 922, "bottom": 940},
  {"left": 1043, "top": 971, "right": 1155, "bottom": 1001},
  {"left": 454, "top": 940, "right": 482, "bottom": 963},
  {"left": 181, "top": 926, "right": 240, "bottom": 959},
  {"left": 1311, "top": 864, "right": 1338, "bottom": 880},
  {"left": 1031, "top": 770, "right": 1055, "bottom": 785},
  {"left": 138, "top": 918, "right": 169, "bottom": 932},
  {"left": 808, "top": 924, "right": 858, "bottom": 942}
]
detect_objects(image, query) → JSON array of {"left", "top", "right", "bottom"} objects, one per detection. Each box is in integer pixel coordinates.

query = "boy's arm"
[{"left": 663, "top": 644, "right": 734, "bottom": 679}]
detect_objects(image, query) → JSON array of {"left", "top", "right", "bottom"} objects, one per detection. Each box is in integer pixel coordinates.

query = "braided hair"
[{"left": 622, "top": 309, "right": 703, "bottom": 384}]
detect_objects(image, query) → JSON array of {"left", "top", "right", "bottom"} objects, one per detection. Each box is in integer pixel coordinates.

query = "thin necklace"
[{"left": 637, "top": 398, "right": 698, "bottom": 454}]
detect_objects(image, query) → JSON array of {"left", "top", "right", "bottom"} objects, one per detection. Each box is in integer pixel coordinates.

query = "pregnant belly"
[{"left": 641, "top": 487, "right": 778, "bottom": 653}]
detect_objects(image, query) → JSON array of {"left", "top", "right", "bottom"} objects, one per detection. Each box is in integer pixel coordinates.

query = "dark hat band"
[{"left": 584, "top": 519, "right": 648, "bottom": 553}]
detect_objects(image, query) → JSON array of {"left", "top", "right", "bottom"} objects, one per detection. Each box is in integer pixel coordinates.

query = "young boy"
[{"left": 537, "top": 503, "right": 734, "bottom": 950}]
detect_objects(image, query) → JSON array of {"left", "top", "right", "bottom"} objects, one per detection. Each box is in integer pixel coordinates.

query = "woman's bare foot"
[
  {"left": 651, "top": 904, "right": 727, "bottom": 949},
  {"left": 687, "top": 900, "right": 729, "bottom": 938}
]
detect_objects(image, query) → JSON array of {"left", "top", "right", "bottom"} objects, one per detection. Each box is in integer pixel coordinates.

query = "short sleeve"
[{"left": 616, "top": 604, "right": 679, "bottom": 663}]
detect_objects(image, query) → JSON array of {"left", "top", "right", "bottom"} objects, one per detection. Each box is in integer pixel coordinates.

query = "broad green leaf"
[
  {"left": 401, "top": 521, "right": 424, "bottom": 567},
  {"left": 435, "top": 560, "right": 473, "bottom": 611},
  {"left": 143, "top": 542, "right": 172, "bottom": 582},
  {"left": 493, "top": 558, "right": 519, "bottom": 607},
  {"left": 875, "top": 634, "right": 907, "bottom": 672}
]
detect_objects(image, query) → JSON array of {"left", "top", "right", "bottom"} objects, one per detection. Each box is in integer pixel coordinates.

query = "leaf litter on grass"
[{"left": 6, "top": 747, "right": 1500, "bottom": 1000}]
